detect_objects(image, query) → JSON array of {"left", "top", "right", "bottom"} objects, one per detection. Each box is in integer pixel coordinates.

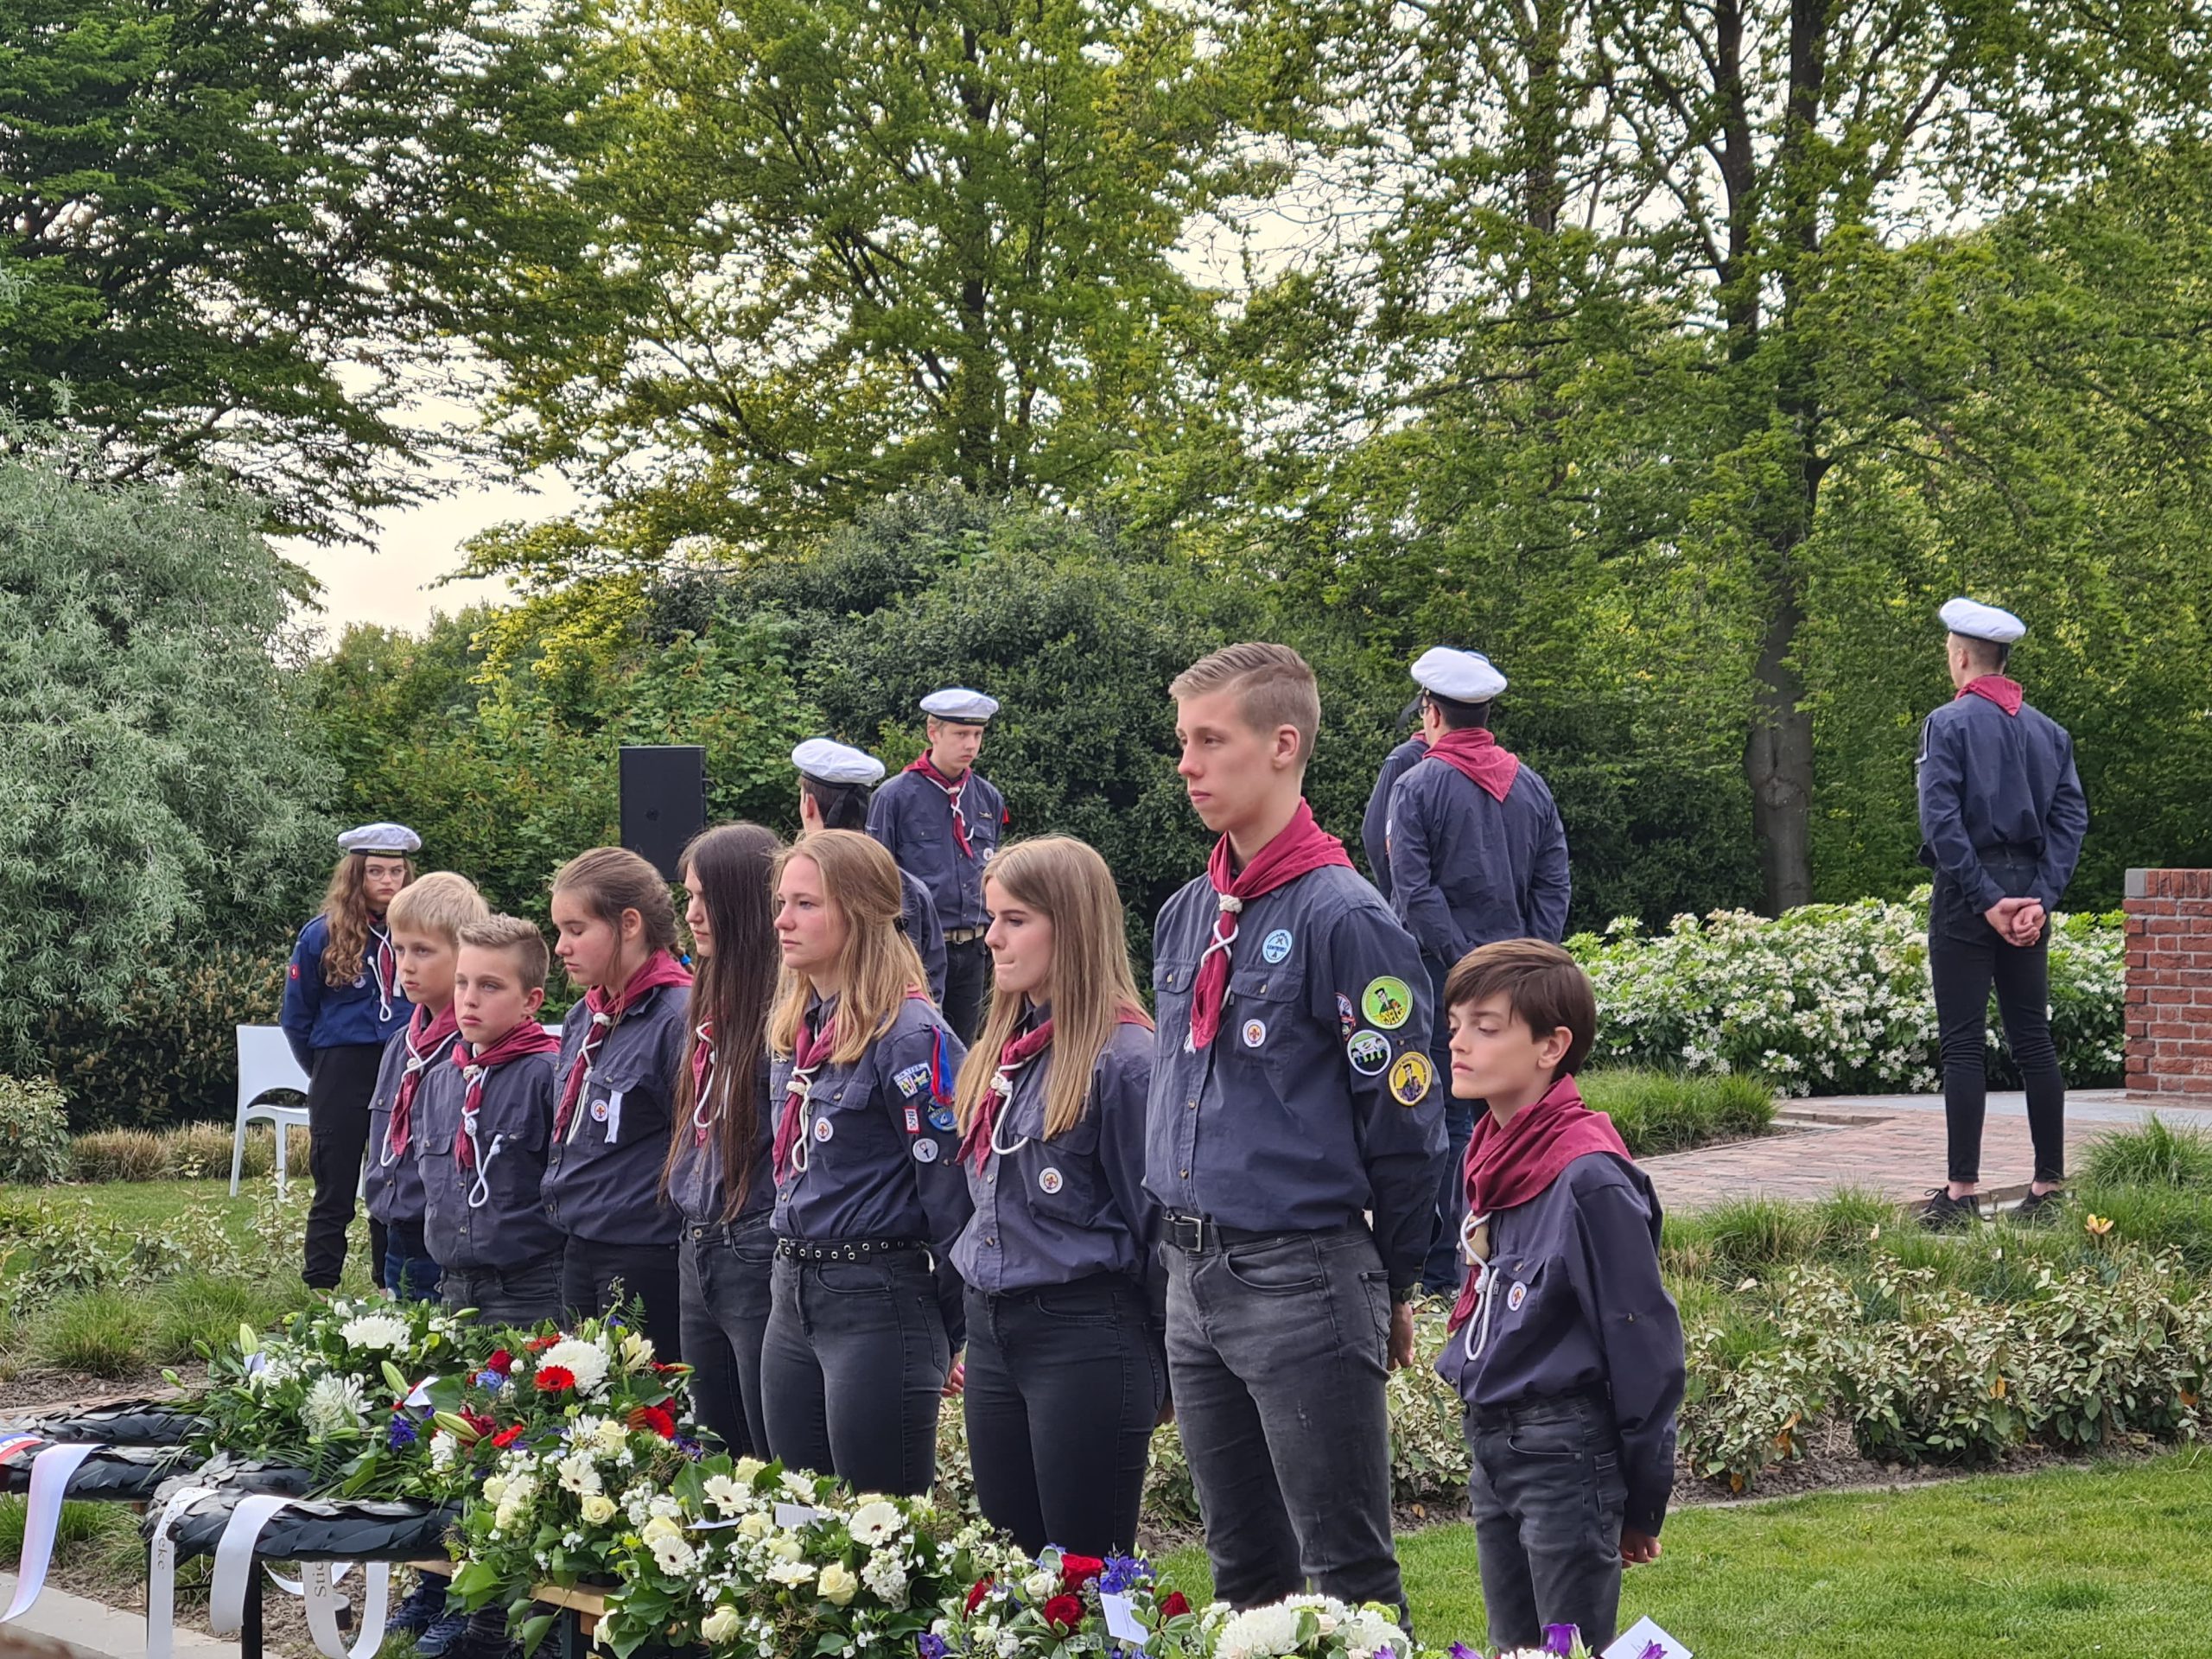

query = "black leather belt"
[
  {"left": 1160, "top": 1214, "right": 1362, "bottom": 1254},
  {"left": 775, "top": 1236, "right": 926, "bottom": 1263},
  {"left": 944, "top": 927, "right": 987, "bottom": 945}
]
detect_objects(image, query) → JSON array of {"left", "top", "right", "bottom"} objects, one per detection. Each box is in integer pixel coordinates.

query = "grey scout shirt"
[
  {"left": 867, "top": 766, "right": 1006, "bottom": 932},
  {"left": 1437, "top": 1150, "right": 1684, "bottom": 1537},
  {"left": 364, "top": 1020, "right": 460, "bottom": 1227},
  {"left": 768, "top": 994, "right": 974, "bottom": 1254},
  {"left": 1144, "top": 863, "right": 1447, "bottom": 1290},
  {"left": 541, "top": 983, "right": 685, "bottom": 1249},
  {"left": 1916, "top": 691, "right": 2088, "bottom": 915},
  {"left": 667, "top": 1050, "right": 775, "bottom": 1227},
  {"left": 1362, "top": 737, "right": 1428, "bottom": 904},
  {"left": 416, "top": 1045, "right": 564, "bottom": 1272},
  {"left": 900, "top": 868, "right": 949, "bottom": 1004},
  {"left": 1387, "top": 758, "right": 1572, "bottom": 964},
  {"left": 952, "top": 1015, "right": 1163, "bottom": 1310}
]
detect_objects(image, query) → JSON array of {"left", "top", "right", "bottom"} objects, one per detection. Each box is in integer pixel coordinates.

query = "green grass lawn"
[{"left": 1161, "top": 1451, "right": 2212, "bottom": 1656}]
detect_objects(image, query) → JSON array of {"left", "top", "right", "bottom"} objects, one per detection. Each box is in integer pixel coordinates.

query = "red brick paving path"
[{"left": 1643, "top": 1090, "right": 2212, "bottom": 1213}]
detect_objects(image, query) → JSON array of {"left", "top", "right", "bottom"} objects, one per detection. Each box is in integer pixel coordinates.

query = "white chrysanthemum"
[
  {"left": 1214, "top": 1603, "right": 1306, "bottom": 1659},
  {"left": 766, "top": 1558, "right": 816, "bottom": 1587},
  {"left": 847, "top": 1499, "right": 902, "bottom": 1547},
  {"left": 301, "top": 1373, "right": 369, "bottom": 1439},
  {"left": 537, "top": 1338, "right": 611, "bottom": 1397},
  {"left": 701, "top": 1607, "right": 741, "bottom": 1643},
  {"left": 338, "top": 1311, "right": 410, "bottom": 1352},
  {"left": 556, "top": 1452, "right": 602, "bottom": 1497},
  {"left": 429, "top": 1431, "right": 458, "bottom": 1471},
  {"left": 703, "top": 1475, "right": 747, "bottom": 1517}
]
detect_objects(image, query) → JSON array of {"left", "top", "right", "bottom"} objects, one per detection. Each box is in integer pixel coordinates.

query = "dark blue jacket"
[
  {"left": 953, "top": 1015, "right": 1161, "bottom": 1310},
  {"left": 668, "top": 1052, "right": 775, "bottom": 1227},
  {"left": 1387, "top": 758, "right": 1571, "bottom": 963},
  {"left": 1362, "top": 738, "right": 1428, "bottom": 902},
  {"left": 1437, "top": 1149, "right": 1684, "bottom": 1536},
  {"left": 867, "top": 767, "right": 1007, "bottom": 932},
  {"left": 900, "top": 869, "right": 949, "bottom": 1004},
  {"left": 418, "top": 1042, "right": 565, "bottom": 1272},
  {"left": 277, "top": 914, "right": 412, "bottom": 1069},
  {"left": 364, "top": 1020, "right": 461, "bottom": 1228},
  {"left": 541, "top": 984, "right": 686, "bottom": 1249},
  {"left": 1916, "top": 691, "right": 2088, "bottom": 915},
  {"left": 1145, "top": 861, "right": 1446, "bottom": 1290},
  {"left": 768, "top": 995, "right": 974, "bottom": 1252}
]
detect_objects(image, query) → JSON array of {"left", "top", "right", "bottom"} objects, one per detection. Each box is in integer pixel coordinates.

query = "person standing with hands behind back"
[{"left": 1916, "top": 597, "right": 2089, "bottom": 1230}]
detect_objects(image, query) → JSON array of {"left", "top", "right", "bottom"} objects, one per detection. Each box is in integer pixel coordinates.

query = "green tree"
[
  {"left": 0, "top": 0, "right": 595, "bottom": 542},
  {"left": 0, "top": 437, "right": 334, "bottom": 1071}
]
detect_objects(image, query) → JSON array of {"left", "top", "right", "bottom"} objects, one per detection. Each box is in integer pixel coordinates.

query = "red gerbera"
[
  {"left": 534, "top": 1365, "right": 576, "bottom": 1392},
  {"left": 1058, "top": 1554, "right": 1105, "bottom": 1594},
  {"left": 486, "top": 1350, "right": 514, "bottom": 1375},
  {"left": 524, "top": 1335, "right": 561, "bottom": 1352},
  {"left": 1042, "top": 1595, "right": 1084, "bottom": 1634},
  {"left": 490, "top": 1425, "right": 526, "bottom": 1448},
  {"left": 964, "top": 1578, "right": 994, "bottom": 1615},
  {"left": 1160, "top": 1592, "right": 1191, "bottom": 1620},
  {"left": 627, "top": 1404, "right": 677, "bottom": 1440}
]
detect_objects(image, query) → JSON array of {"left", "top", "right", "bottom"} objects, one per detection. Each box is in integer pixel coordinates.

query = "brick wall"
[{"left": 2124, "top": 868, "right": 2212, "bottom": 1095}]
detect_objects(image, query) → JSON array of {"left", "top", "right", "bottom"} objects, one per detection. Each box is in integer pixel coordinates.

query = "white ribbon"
[
  {"left": 147, "top": 1484, "right": 221, "bottom": 1659},
  {"left": 207, "top": 1496, "right": 390, "bottom": 1659},
  {"left": 302, "top": 1558, "right": 391, "bottom": 1659},
  {"left": 1, "top": 1441, "right": 99, "bottom": 1623},
  {"left": 210, "top": 1494, "right": 296, "bottom": 1637}
]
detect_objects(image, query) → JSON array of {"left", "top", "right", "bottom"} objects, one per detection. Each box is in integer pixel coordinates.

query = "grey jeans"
[
  {"left": 1163, "top": 1226, "right": 1404, "bottom": 1618},
  {"left": 1465, "top": 1391, "right": 1628, "bottom": 1654},
  {"left": 441, "top": 1249, "right": 564, "bottom": 1331}
]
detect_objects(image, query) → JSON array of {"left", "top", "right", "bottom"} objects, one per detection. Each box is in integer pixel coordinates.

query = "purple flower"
[
  {"left": 917, "top": 1637, "right": 949, "bottom": 1659},
  {"left": 1448, "top": 1646, "right": 1482, "bottom": 1659},
  {"left": 1639, "top": 1646, "right": 1665, "bottom": 1659},
  {"left": 675, "top": 1436, "right": 705, "bottom": 1460},
  {"left": 1097, "top": 1554, "right": 1151, "bottom": 1597},
  {"left": 386, "top": 1417, "right": 417, "bottom": 1450},
  {"left": 1543, "top": 1625, "right": 1580, "bottom": 1657}
]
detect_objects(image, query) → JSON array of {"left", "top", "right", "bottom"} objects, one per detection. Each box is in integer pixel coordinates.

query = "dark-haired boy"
[{"left": 1436, "top": 938, "right": 1683, "bottom": 1656}]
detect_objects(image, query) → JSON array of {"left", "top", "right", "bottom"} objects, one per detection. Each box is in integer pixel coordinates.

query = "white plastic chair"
[{"left": 231, "top": 1026, "right": 311, "bottom": 1198}]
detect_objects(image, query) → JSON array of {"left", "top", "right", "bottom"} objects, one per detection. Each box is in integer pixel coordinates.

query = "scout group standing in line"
[{"left": 275, "top": 599, "right": 2084, "bottom": 1659}]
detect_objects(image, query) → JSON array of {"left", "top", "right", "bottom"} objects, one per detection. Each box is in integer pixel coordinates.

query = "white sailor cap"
[
  {"left": 1939, "top": 597, "right": 2026, "bottom": 645},
  {"left": 791, "top": 739, "right": 886, "bottom": 787},
  {"left": 338, "top": 822, "right": 421, "bottom": 856},
  {"left": 919, "top": 687, "right": 999, "bottom": 723},
  {"left": 1410, "top": 647, "right": 1508, "bottom": 703}
]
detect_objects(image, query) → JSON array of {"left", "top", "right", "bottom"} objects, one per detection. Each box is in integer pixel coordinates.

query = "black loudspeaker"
[{"left": 620, "top": 746, "right": 706, "bottom": 880}]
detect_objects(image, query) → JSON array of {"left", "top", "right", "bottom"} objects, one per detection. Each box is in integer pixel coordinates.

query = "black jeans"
[
  {"left": 760, "top": 1250, "right": 950, "bottom": 1496},
  {"left": 442, "top": 1250, "right": 565, "bottom": 1330},
  {"left": 963, "top": 1274, "right": 1164, "bottom": 1556},
  {"left": 303, "top": 1043, "right": 386, "bottom": 1290},
  {"left": 941, "top": 936, "right": 991, "bottom": 1043},
  {"left": 1163, "top": 1227, "right": 1404, "bottom": 1619},
  {"left": 562, "top": 1237, "right": 683, "bottom": 1361},
  {"left": 1929, "top": 874, "right": 2066, "bottom": 1185},
  {"left": 1465, "top": 1391, "right": 1628, "bottom": 1655},
  {"left": 680, "top": 1216, "right": 776, "bottom": 1459}
]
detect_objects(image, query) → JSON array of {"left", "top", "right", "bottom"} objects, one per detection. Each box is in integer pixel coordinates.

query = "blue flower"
[
  {"left": 916, "top": 1637, "right": 949, "bottom": 1659},
  {"left": 676, "top": 1436, "right": 705, "bottom": 1460},
  {"left": 474, "top": 1370, "right": 506, "bottom": 1390},
  {"left": 1096, "top": 1554, "right": 1151, "bottom": 1597},
  {"left": 386, "top": 1417, "right": 417, "bottom": 1450},
  {"left": 1543, "top": 1624, "right": 1580, "bottom": 1657}
]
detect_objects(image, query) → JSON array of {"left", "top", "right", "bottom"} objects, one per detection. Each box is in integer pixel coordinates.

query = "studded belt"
[{"left": 774, "top": 1236, "right": 927, "bottom": 1263}]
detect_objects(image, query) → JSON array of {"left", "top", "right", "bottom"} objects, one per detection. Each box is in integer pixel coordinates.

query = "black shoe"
[
  {"left": 441, "top": 1606, "right": 519, "bottom": 1659},
  {"left": 389, "top": 1575, "right": 453, "bottom": 1637},
  {"left": 415, "top": 1609, "right": 474, "bottom": 1657},
  {"left": 1919, "top": 1188, "right": 1980, "bottom": 1231},
  {"left": 2010, "top": 1186, "right": 2067, "bottom": 1226}
]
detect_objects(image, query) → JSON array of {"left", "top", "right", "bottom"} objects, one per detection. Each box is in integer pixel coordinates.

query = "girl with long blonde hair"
[
  {"left": 759, "top": 830, "right": 971, "bottom": 1496},
  {"left": 947, "top": 835, "right": 1162, "bottom": 1554}
]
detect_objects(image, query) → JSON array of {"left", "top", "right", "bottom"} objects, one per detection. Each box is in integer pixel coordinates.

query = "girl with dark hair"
[
  {"left": 664, "top": 823, "right": 784, "bottom": 1458},
  {"left": 543, "top": 847, "right": 692, "bottom": 1357},
  {"left": 281, "top": 823, "right": 419, "bottom": 1291}
]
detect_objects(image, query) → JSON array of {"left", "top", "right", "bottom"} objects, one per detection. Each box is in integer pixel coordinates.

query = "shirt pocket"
[
  {"left": 1152, "top": 956, "right": 1197, "bottom": 1026},
  {"left": 1020, "top": 1121, "right": 1103, "bottom": 1228},
  {"left": 1225, "top": 963, "right": 1310, "bottom": 1077}
]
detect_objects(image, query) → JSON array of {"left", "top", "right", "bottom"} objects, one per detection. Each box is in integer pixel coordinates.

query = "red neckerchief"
[
  {"left": 1959, "top": 675, "right": 2024, "bottom": 716},
  {"left": 690, "top": 1019, "right": 717, "bottom": 1147},
  {"left": 452, "top": 1022, "right": 562, "bottom": 1169},
  {"left": 962, "top": 1005, "right": 1147, "bottom": 1172},
  {"left": 907, "top": 753, "right": 975, "bottom": 856},
  {"left": 554, "top": 950, "right": 693, "bottom": 1141},
  {"left": 1188, "top": 801, "right": 1354, "bottom": 1052},
  {"left": 385, "top": 1003, "right": 460, "bottom": 1160},
  {"left": 1447, "top": 1075, "right": 1630, "bottom": 1332},
  {"left": 1427, "top": 727, "right": 1522, "bottom": 804}
]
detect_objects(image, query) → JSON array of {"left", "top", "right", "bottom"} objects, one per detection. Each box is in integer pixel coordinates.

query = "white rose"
[
  {"left": 1022, "top": 1569, "right": 1058, "bottom": 1602},
  {"left": 580, "top": 1493, "right": 617, "bottom": 1525},
  {"left": 817, "top": 1562, "right": 858, "bottom": 1606},
  {"left": 700, "top": 1607, "right": 742, "bottom": 1643},
  {"left": 733, "top": 1457, "right": 766, "bottom": 1482},
  {"left": 737, "top": 1512, "right": 772, "bottom": 1541},
  {"left": 482, "top": 1476, "right": 509, "bottom": 1505},
  {"left": 768, "top": 1534, "right": 804, "bottom": 1562},
  {"left": 594, "top": 1419, "right": 628, "bottom": 1457}
]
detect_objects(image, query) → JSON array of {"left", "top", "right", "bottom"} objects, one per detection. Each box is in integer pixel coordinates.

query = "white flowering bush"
[{"left": 1570, "top": 892, "right": 2123, "bottom": 1095}]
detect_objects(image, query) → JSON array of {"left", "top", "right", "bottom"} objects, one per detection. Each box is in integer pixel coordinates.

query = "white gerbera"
[
  {"left": 338, "top": 1312, "right": 410, "bottom": 1352},
  {"left": 556, "top": 1452, "right": 602, "bottom": 1497},
  {"left": 301, "top": 1373, "right": 369, "bottom": 1440},
  {"left": 847, "top": 1499, "right": 902, "bottom": 1547},
  {"left": 537, "top": 1338, "right": 611, "bottom": 1397},
  {"left": 766, "top": 1558, "right": 817, "bottom": 1587},
  {"left": 702, "top": 1474, "right": 747, "bottom": 1517}
]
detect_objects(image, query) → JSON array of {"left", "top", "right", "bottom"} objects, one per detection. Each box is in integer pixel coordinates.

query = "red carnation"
[
  {"left": 627, "top": 1404, "right": 677, "bottom": 1440},
  {"left": 964, "top": 1578, "right": 994, "bottom": 1615},
  {"left": 1160, "top": 1592, "right": 1191, "bottom": 1620},
  {"left": 461, "top": 1410, "right": 496, "bottom": 1437},
  {"left": 525, "top": 1335, "right": 561, "bottom": 1352},
  {"left": 1058, "top": 1554, "right": 1104, "bottom": 1594},
  {"left": 486, "top": 1350, "right": 514, "bottom": 1375},
  {"left": 1042, "top": 1595, "right": 1084, "bottom": 1634},
  {"left": 534, "top": 1365, "right": 576, "bottom": 1393},
  {"left": 490, "top": 1425, "right": 526, "bottom": 1448}
]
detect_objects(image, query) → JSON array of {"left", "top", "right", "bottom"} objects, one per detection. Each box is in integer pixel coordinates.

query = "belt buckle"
[{"left": 1170, "top": 1213, "right": 1210, "bottom": 1253}]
